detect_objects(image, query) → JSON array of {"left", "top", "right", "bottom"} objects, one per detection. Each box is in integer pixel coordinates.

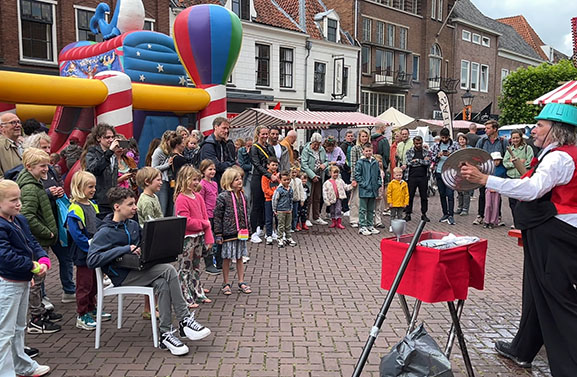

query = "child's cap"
[{"left": 490, "top": 151, "right": 503, "bottom": 160}]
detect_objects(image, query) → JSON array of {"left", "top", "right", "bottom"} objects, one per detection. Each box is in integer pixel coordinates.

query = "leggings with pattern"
[{"left": 178, "top": 235, "right": 207, "bottom": 305}]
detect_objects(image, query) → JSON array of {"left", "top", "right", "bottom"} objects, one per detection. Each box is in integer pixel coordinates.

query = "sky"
[{"left": 470, "top": 0, "right": 577, "bottom": 56}]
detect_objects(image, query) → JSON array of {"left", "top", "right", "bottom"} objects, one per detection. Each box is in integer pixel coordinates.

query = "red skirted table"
[{"left": 381, "top": 232, "right": 488, "bottom": 377}]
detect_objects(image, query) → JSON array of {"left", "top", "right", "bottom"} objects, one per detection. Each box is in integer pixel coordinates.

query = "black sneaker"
[
  {"left": 205, "top": 265, "right": 221, "bottom": 276},
  {"left": 27, "top": 316, "right": 61, "bottom": 334},
  {"left": 179, "top": 314, "right": 211, "bottom": 341},
  {"left": 447, "top": 216, "right": 456, "bottom": 225},
  {"left": 43, "top": 310, "right": 63, "bottom": 322},
  {"left": 24, "top": 346, "right": 39, "bottom": 358},
  {"left": 494, "top": 341, "right": 532, "bottom": 368},
  {"left": 403, "top": 214, "right": 411, "bottom": 221},
  {"left": 160, "top": 328, "right": 189, "bottom": 356},
  {"left": 439, "top": 215, "right": 449, "bottom": 223},
  {"left": 421, "top": 214, "right": 430, "bottom": 222}
]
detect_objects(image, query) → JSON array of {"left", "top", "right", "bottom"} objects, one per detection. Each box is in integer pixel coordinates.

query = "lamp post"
[{"left": 461, "top": 89, "right": 474, "bottom": 121}]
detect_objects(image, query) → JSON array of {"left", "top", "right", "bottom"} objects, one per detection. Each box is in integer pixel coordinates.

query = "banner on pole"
[{"left": 437, "top": 90, "right": 453, "bottom": 139}]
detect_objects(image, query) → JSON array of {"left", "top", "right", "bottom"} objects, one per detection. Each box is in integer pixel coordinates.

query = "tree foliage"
[{"left": 499, "top": 60, "right": 577, "bottom": 125}]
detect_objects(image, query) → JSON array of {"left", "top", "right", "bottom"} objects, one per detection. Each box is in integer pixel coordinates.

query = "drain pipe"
[{"left": 304, "top": 38, "right": 311, "bottom": 109}]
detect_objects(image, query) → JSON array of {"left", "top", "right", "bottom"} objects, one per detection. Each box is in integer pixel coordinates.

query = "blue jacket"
[
  {"left": 237, "top": 147, "right": 252, "bottom": 174},
  {"left": 0, "top": 214, "right": 48, "bottom": 282},
  {"left": 67, "top": 201, "right": 100, "bottom": 266},
  {"left": 354, "top": 157, "right": 382, "bottom": 198},
  {"left": 87, "top": 214, "right": 141, "bottom": 286},
  {"left": 272, "top": 185, "right": 293, "bottom": 212}
]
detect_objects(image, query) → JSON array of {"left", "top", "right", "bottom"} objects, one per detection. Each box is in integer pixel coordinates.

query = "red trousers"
[{"left": 76, "top": 266, "right": 96, "bottom": 316}]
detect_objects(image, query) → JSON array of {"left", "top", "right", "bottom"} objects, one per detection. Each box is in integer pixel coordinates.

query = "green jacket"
[
  {"left": 16, "top": 169, "right": 57, "bottom": 247},
  {"left": 300, "top": 142, "right": 327, "bottom": 180},
  {"left": 354, "top": 156, "right": 382, "bottom": 198},
  {"left": 503, "top": 144, "right": 534, "bottom": 179}
]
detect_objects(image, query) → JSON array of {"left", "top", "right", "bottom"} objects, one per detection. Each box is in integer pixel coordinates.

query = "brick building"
[{"left": 0, "top": 0, "right": 169, "bottom": 75}]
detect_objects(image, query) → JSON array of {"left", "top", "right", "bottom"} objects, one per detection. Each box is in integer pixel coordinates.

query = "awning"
[
  {"left": 533, "top": 81, "right": 577, "bottom": 105},
  {"left": 378, "top": 107, "right": 414, "bottom": 129},
  {"left": 230, "top": 108, "right": 384, "bottom": 129}
]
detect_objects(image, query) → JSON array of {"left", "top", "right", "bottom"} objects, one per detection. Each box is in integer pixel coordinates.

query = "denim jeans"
[
  {"left": 157, "top": 181, "right": 174, "bottom": 217},
  {"left": 0, "top": 278, "right": 38, "bottom": 376},
  {"left": 52, "top": 243, "right": 76, "bottom": 294},
  {"left": 291, "top": 201, "right": 299, "bottom": 230},
  {"left": 264, "top": 201, "right": 273, "bottom": 237}
]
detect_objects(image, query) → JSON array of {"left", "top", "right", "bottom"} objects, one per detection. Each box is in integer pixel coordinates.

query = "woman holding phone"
[{"left": 114, "top": 135, "right": 138, "bottom": 197}]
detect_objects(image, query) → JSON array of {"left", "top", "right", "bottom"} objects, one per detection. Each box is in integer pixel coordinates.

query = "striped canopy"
[
  {"left": 533, "top": 81, "right": 577, "bottom": 105},
  {"left": 230, "top": 108, "right": 384, "bottom": 129}
]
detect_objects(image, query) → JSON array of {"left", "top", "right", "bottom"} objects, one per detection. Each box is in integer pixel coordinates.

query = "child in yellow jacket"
[{"left": 386, "top": 167, "right": 409, "bottom": 232}]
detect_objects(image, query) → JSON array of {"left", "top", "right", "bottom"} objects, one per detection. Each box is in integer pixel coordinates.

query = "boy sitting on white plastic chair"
[{"left": 87, "top": 187, "right": 211, "bottom": 356}]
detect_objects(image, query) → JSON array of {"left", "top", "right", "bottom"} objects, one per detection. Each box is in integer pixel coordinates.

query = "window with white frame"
[
  {"left": 232, "top": 0, "right": 250, "bottom": 20},
  {"left": 470, "top": 62, "right": 479, "bottom": 91},
  {"left": 462, "top": 30, "right": 471, "bottom": 41},
  {"left": 410, "top": 0, "right": 419, "bottom": 15},
  {"left": 314, "top": 62, "right": 326, "bottom": 93},
  {"left": 460, "top": 60, "right": 470, "bottom": 89},
  {"left": 428, "top": 44, "right": 442, "bottom": 88},
  {"left": 255, "top": 43, "right": 270, "bottom": 86},
  {"left": 376, "top": 21, "right": 385, "bottom": 45},
  {"left": 279, "top": 47, "right": 293, "bottom": 88},
  {"left": 480, "top": 64, "right": 489, "bottom": 92},
  {"left": 75, "top": 8, "right": 102, "bottom": 42},
  {"left": 386, "top": 24, "right": 395, "bottom": 47},
  {"left": 376, "top": 49, "right": 394, "bottom": 76},
  {"left": 472, "top": 33, "right": 481, "bottom": 44},
  {"left": 501, "top": 68, "right": 509, "bottom": 92},
  {"left": 437, "top": 0, "right": 443, "bottom": 20},
  {"left": 327, "top": 18, "right": 338, "bottom": 42},
  {"left": 143, "top": 19, "right": 155, "bottom": 31},
  {"left": 19, "top": 0, "right": 57, "bottom": 62},
  {"left": 398, "top": 53, "right": 407, "bottom": 74},
  {"left": 343, "top": 67, "right": 349, "bottom": 96},
  {"left": 431, "top": 0, "right": 436, "bottom": 19},
  {"left": 362, "top": 18, "right": 372, "bottom": 42},
  {"left": 361, "top": 90, "right": 405, "bottom": 116},
  {"left": 399, "top": 27, "right": 408, "bottom": 50},
  {"left": 412, "top": 55, "right": 419, "bottom": 81},
  {"left": 361, "top": 45, "right": 370, "bottom": 74},
  {"left": 482, "top": 36, "right": 490, "bottom": 47}
]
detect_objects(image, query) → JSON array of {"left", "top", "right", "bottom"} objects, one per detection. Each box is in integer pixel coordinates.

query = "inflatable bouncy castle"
[{"left": 0, "top": 1, "right": 242, "bottom": 166}]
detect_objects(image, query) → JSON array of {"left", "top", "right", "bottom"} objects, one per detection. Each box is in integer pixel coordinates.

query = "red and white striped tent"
[
  {"left": 230, "top": 108, "right": 384, "bottom": 129},
  {"left": 533, "top": 81, "right": 577, "bottom": 105}
]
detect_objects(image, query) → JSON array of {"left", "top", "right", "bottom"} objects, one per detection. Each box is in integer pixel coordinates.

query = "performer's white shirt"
[{"left": 486, "top": 142, "right": 577, "bottom": 227}]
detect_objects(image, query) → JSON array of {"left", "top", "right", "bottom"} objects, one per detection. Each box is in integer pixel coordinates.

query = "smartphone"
[
  {"left": 117, "top": 140, "right": 130, "bottom": 149},
  {"left": 129, "top": 168, "right": 138, "bottom": 174}
]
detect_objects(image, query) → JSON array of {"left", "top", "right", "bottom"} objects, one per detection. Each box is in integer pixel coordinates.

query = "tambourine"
[{"left": 441, "top": 148, "right": 495, "bottom": 191}]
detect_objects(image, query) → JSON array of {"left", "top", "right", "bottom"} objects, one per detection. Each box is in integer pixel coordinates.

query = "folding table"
[{"left": 381, "top": 232, "right": 488, "bottom": 377}]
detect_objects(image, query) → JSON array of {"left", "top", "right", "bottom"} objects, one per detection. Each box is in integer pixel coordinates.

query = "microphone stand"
[{"left": 352, "top": 219, "right": 427, "bottom": 377}]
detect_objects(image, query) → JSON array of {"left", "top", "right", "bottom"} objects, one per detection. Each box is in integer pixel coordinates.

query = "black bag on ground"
[{"left": 380, "top": 323, "right": 454, "bottom": 377}]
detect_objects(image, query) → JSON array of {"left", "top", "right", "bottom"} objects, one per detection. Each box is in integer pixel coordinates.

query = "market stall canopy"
[
  {"left": 378, "top": 107, "right": 415, "bottom": 129},
  {"left": 230, "top": 108, "right": 383, "bottom": 129},
  {"left": 532, "top": 81, "right": 577, "bottom": 105}
]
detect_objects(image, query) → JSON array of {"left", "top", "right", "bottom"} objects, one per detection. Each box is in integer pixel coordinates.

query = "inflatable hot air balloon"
[{"left": 173, "top": 4, "right": 243, "bottom": 135}]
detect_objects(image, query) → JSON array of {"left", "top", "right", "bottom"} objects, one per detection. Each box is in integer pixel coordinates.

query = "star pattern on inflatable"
[
  {"left": 147, "top": 44, "right": 152, "bottom": 49},
  {"left": 136, "top": 51, "right": 141, "bottom": 56},
  {"left": 179, "top": 76, "right": 187, "bottom": 86},
  {"left": 157, "top": 64, "right": 164, "bottom": 73},
  {"left": 139, "top": 74, "right": 146, "bottom": 82}
]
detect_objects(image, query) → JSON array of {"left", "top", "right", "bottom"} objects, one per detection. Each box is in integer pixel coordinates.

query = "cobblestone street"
[{"left": 35, "top": 195, "right": 551, "bottom": 377}]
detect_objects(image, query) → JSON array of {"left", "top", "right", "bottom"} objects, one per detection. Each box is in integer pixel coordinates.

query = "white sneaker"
[
  {"left": 256, "top": 226, "right": 264, "bottom": 237},
  {"left": 250, "top": 233, "right": 262, "bottom": 244},
  {"left": 160, "top": 328, "right": 189, "bottom": 356},
  {"left": 242, "top": 256, "right": 250, "bottom": 263},
  {"left": 272, "top": 230, "right": 278, "bottom": 240},
  {"left": 350, "top": 223, "right": 359, "bottom": 228},
  {"left": 314, "top": 218, "right": 328, "bottom": 225},
  {"left": 359, "top": 227, "right": 372, "bottom": 236},
  {"left": 278, "top": 240, "right": 284, "bottom": 248},
  {"left": 27, "top": 365, "right": 50, "bottom": 376},
  {"left": 61, "top": 292, "right": 76, "bottom": 303},
  {"left": 305, "top": 220, "right": 313, "bottom": 227},
  {"left": 343, "top": 211, "right": 350, "bottom": 217},
  {"left": 389, "top": 226, "right": 393, "bottom": 232},
  {"left": 41, "top": 297, "right": 54, "bottom": 311},
  {"left": 266, "top": 236, "right": 273, "bottom": 245},
  {"left": 179, "top": 314, "right": 211, "bottom": 341},
  {"left": 369, "top": 227, "right": 380, "bottom": 235},
  {"left": 103, "top": 275, "right": 112, "bottom": 287},
  {"left": 286, "top": 238, "right": 297, "bottom": 247}
]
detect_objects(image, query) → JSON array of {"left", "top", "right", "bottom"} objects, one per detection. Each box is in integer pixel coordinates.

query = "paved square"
[{"left": 35, "top": 196, "right": 551, "bottom": 376}]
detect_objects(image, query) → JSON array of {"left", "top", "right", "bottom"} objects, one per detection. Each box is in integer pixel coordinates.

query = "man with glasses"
[{"left": 0, "top": 113, "right": 23, "bottom": 178}]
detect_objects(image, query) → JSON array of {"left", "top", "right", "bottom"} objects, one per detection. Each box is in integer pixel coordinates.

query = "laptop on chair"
[{"left": 112, "top": 216, "right": 187, "bottom": 271}]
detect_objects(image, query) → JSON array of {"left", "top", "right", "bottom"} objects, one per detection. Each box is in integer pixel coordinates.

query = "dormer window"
[
  {"left": 327, "top": 19, "right": 338, "bottom": 42},
  {"left": 232, "top": 0, "right": 250, "bottom": 21}
]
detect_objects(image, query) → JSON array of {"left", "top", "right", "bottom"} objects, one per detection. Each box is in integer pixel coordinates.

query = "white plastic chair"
[{"left": 95, "top": 267, "right": 158, "bottom": 349}]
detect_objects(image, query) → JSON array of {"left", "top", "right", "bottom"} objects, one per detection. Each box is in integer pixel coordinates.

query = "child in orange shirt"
[{"left": 261, "top": 157, "right": 279, "bottom": 245}]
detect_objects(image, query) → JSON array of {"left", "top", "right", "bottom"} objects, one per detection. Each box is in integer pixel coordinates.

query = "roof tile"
[{"left": 497, "top": 16, "right": 548, "bottom": 60}]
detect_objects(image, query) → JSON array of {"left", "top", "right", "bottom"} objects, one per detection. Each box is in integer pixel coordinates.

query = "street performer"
[{"left": 461, "top": 102, "right": 577, "bottom": 376}]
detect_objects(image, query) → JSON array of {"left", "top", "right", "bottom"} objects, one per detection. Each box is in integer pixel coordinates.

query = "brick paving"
[{"left": 35, "top": 194, "right": 552, "bottom": 377}]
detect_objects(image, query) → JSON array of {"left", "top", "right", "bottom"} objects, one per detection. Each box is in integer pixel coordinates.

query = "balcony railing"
[
  {"left": 371, "top": 70, "right": 413, "bottom": 89},
  {"left": 427, "top": 76, "right": 460, "bottom": 93}
]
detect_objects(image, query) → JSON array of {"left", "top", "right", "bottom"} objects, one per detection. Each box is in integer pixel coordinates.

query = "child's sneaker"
[
  {"left": 250, "top": 232, "right": 262, "bottom": 243},
  {"left": 17, "top": 364, "right": 50, "bottom": 377},
  {"left": 255, "top": 226, "right": 264, "bottom": 237},
  {"left": 179, "top": 314, "right": 211, "bottom": 341},
  {"left": 27, "top": 315, "right": 61, "bottom": 334},
  {"left": 266, "top": 236, "right": 273, "bottom": 245},
  {"left": 90, "top": 309, "right": 112, "bottom": 322},
  {"left": 286, "top": 238, "right": 297, "bottom": 247},
  {"left": 242, "top": 256, "right": 250, "bottom": 263},
  {"left": 305, "top": 220, "right": 313, "bottom": 227},
  {"left": 43, "top": 309, "right": 63, "bottom": 322},
  {"left": 76, "top": 313, "right": 97, "bottom": 331},
  {"left": 359, "top": 227, "right": 372, "bottom": 236},
  {"left": 160, "top": 328, "right": 189, "bottom": 356},
  {"left": 272, "top": 230, "right": 278, "bottom": 240},
  {"left": 350, "top": 223, "right": 359, "bottom": 228},
  {"left": 278, "top": 240, "right": 284, "bottom": 248},
  {"left": 368, "top": 227, "right": 380, "bottom": 235}
]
